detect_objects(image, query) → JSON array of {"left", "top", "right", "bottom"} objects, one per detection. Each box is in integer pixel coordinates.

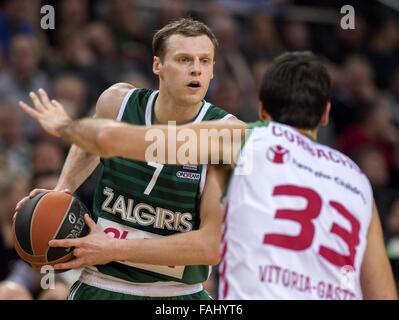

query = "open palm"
[{"left": 19, "top": 88, "right": 72, "bottom": 137}]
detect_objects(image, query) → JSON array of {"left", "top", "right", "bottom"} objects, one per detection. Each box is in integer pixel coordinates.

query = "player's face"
[{"left": 154, "top": 34, "right": 215, "bottom": 106}]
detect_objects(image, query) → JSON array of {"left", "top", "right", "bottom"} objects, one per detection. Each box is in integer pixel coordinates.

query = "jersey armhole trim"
[
  {"left": 116, "top": 88, "right": 137, "bottom": 121},
  {"left": 193, "top": 102, "right": 211, "bottom": 124},
  {"left": 220, "top": 114, "right": 236, "bottom": 121},
  {"left": 220, "top": 127, "right": 255, "bottom": 203}
]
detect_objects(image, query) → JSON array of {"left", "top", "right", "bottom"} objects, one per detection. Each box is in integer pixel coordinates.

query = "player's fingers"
[
  {"left": 38, "top": 88, "right": 52, "bottom": 109},
  {"left": 84, "top": 214, "right": 98, "bottom": 232},
  {"left": 73, "top": 248, "right": 83, "bottom": 257},
  {"left": 51, "top": 99, "right": 65, "bottom": 110},
  {"left": 49, "top": 238, "right": 81, "bottom": 248},
  {"left": 29, "top": 188, "right": 49, "bottom": 198},
  {"left": 19, "top": 101, "right": 41, "bottom": 119},
  {"left": 61, "top": 189, "right": 72, "bottom": 195},
  {"left": 29, "top": 92, "right": 46, "bottom": 112},
  {"left": 15, "top": 196, "right": 30, "bottom": 212},
  {"left": 53, "top": 258, "right": 85, "bottom": 270}
]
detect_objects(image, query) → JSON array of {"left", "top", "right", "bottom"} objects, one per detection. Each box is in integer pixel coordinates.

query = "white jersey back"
[{"left": 219, "top": 121, "right": 373, "bottom": 300}]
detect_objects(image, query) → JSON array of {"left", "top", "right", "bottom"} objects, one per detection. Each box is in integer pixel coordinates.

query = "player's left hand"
[
  {"left": 19, "top": 88, "right": 72, "bottom": 138},
  {"left": 49, "top": 214, "right": 117, "bottom": 270}
]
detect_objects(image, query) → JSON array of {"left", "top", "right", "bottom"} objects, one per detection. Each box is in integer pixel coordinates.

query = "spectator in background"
[
  {"left": 367, "top": 17, "right": 399, "bottom": 89},
  {"left": 31, "top": 139, "right": 65, "bottom": 177},
  {"left": 325, "top": 13, "right": 368, "bottom": 64},
  {"left": 386, "top": 199, "right": 399, "bottom": 245},
  {"left": 0, "top": 35, "right": 49, "bottom": 138},
  {"left": 337, "top": 97, "right": 399, "bottom": 176},
  {"left": 0, "top": 35, "right": 48, "bottom": 103},
  {"left": 353, "top": 146, "right": 398, "bottom": 238},
  {"left": 355, "top": 146, "right": 390, "bottom": 188},
  {"left": 385, "top": 199, "right": 399, "bottom": 286},
  {"left": 157, "top": 0, "right": 187, "bottom": 29},
  {"left": 58, "top": 0, "right": 91, "bottom": 42},
  {"left": 0, "top": 169, "right": 29, "bottom": 281},
  {"left": 121, "top": 71, "right": 153, "bottom": 91},
  {"left": 331, "top": 55, "right": 377, "bottom": 135},
  {"left": 0, "top": 104, "right": 31, "bottom": 176},
  {"left": 211, "top": 77, "right": 257, "bottom": 122},
  {"left": 55, "top": 31, "right": 106, "bottom": 107},
  {"left": 386, "top": 66, "right": 399, "bottom": 125},
  {"left": 242, "top": 13, "right": 282, "bottom": 61},
  {"left": 282, "top": 21, "right": 312, "bottom": 52},
  {"left": 107, "top": 0, "right": 151, "bottom": 67},
  {"left": 85, "top": 22, "right": 140, "bottom": 88},
  {"left": 52, "top": 74, "right": 88, "bottom": 118},
  {"left": 206, "top": 13, "right": 257, "bottom": 120},
  {"left": 0, "top": 0, "right": 39, "bottom": 54}
]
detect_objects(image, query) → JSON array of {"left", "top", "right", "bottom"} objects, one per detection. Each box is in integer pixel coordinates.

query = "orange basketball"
[{"left": 13, "top": 191, "right": 90, "bottom": 271}]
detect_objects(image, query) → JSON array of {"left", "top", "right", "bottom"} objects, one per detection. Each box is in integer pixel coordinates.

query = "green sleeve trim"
[
  {"left": 247, "top": 120, "right": 270, "bottom": 129},
  {"left": 220, "top": 124, "right": 256, "bottom": 202}
]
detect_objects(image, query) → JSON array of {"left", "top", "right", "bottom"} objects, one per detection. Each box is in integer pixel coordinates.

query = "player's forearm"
[
  {"left": 99, "top": 120, "right": 247, "bottom": 165},
  {"left": 57, "top": 118, "right": 247, "bottom": 165},
  {"left": 55, "top": 144, "right": 100, "bottom": 193},
  {"left": 57, "top": 118, "right": 124, "bottom": 158},
  {"left": 110, "top": 230, "right": 220, "bottom": 266}
]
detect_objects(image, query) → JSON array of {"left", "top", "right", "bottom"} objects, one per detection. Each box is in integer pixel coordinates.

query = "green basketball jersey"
[{"left": 91, "top": 88, "right": 233, "bottom": 284}]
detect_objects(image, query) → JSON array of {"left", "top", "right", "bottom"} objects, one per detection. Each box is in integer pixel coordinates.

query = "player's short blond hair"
[{"left": 152, "top": 18, "right": 218, "bottom": 61}]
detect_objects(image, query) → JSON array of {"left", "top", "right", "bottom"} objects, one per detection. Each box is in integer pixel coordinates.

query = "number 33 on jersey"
[{"left": 220, "top": 121, "right": 373, "bottom": 300}]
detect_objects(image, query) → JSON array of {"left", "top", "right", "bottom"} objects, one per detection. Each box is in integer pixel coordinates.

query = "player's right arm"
[
  {"left": 360, "top": 201, "right": 398, "bottom": 299},
  {"left": 19, "top": 89, "right": 248, "bottom": 166},
  {"left": 15, "top": 83, "right": 134, "bottom": 212}
]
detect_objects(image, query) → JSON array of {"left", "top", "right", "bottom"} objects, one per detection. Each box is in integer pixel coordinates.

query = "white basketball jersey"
[{"left": 219, "top": 121, "right": 373, "bottom": 300}]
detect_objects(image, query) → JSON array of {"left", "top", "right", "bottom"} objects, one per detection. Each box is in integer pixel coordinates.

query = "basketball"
[{"left": 13, "top": 191, "right": 90, "bottom": 271}]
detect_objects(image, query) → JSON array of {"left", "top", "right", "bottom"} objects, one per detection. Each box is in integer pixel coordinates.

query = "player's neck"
[
  {"left": 297, "top": 128, "right": 318, "bottom": 141},
  {"left": 153, "top": 91, "right": 203, "bottom": 125}
]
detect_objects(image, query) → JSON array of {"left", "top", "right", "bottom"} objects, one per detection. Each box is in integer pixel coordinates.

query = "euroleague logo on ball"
[
  {"left": 266, "top": 145, "right": 290, "bottom": 164},
  {"left": 68, "top": 212, "right": 77, "bottom": 224}
]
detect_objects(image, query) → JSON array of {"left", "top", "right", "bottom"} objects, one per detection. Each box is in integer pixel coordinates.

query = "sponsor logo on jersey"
[
  {"left": 266, "top": 145, "right": 290, "bottom": 164},
  {"left": 271, "top": 123, "right": 361, "bottom": 172},
  {"left": 176, "top": 171, "right": 201, "bottom": 180},
  {"left": 101, "top": 187, "right": 193, "bottom": 232},
  {"left": 182, "top": 165, "right": 198, "bottom": 171}
]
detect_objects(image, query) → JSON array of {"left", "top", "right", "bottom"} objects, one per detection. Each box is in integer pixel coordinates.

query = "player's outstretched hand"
[{"left": 19, "top": 88, "right": 72, "bottom": 138}]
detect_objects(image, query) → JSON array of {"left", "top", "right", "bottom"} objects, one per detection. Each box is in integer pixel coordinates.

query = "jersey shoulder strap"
[{"left": 117, "top": 88, "right": 157, "bottom": 125}]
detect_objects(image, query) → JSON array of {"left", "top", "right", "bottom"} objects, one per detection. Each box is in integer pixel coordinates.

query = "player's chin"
[
  {"left": 183, "top": 88, "right": 205, "bottom": 102},
  {"left": 183, "top": 95, "right": 203, "bottom": 106}
]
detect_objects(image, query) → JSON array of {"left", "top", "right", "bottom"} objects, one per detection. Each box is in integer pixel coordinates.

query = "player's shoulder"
[
  {"left": 96, "top": 84, "right": 156, "bottom": 119},
  {"left": 95, "top": 83, "right": 135, "bottom": 118},
  {"left": 203, "top": 102, "right": 235, "bottom": 121}
]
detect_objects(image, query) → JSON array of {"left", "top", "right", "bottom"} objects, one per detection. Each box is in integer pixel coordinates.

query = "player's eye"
[
  {"left": 179, "top": 57, "right": 190, "bottom": 64},
  {"left": 201, "top": 58, "right": 210, "bottom": 64}
]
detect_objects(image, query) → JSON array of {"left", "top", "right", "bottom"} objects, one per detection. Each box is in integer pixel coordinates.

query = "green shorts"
[{"left": 68, "top": 281, "right": 212, "bottom": 300}]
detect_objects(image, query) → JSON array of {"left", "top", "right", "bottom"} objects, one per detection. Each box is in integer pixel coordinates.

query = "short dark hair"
[
  {"left": 259, "top": 52, "right": 331, "bottom": 129},
  {"left": 152, "top": 18, "right": 218, "bottom": 61}
]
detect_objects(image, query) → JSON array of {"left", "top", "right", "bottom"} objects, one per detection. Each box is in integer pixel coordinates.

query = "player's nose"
[{"left": 190, "top": 58, "right": 201, "bottom": 76}]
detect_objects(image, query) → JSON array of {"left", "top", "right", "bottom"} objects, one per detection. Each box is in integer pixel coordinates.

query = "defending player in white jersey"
[{"left": 19, "top": 52, "right": 397, "bottom": 299}]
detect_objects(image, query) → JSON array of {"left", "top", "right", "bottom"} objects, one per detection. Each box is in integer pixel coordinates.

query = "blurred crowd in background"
[{"left": 0, "top": 0, "right": 399, "bottom": 299}]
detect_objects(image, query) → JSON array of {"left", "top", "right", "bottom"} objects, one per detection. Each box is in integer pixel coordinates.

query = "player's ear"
[
  {"left": 320, "top": 101, "right": 331, "bottom": 126},
  {"left": 258, "top": 102, "right": 271, "bottom": 121},
  {"left": 153, "top": 56, "right": 162, "bottom": 76}
]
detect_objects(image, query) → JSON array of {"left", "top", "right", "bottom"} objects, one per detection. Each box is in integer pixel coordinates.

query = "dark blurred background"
[{"left": 0, "top": 0, "right": 399, "bottom": 299}]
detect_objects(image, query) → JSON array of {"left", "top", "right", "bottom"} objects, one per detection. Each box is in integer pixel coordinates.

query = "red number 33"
[{"left": 264, "top": 185, "right": 360, "bottom": 268}]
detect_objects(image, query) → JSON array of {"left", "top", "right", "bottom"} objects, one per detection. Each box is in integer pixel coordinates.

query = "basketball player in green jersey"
[{"left": 16, "top": 18, "right": 235, "bottom": 300}]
